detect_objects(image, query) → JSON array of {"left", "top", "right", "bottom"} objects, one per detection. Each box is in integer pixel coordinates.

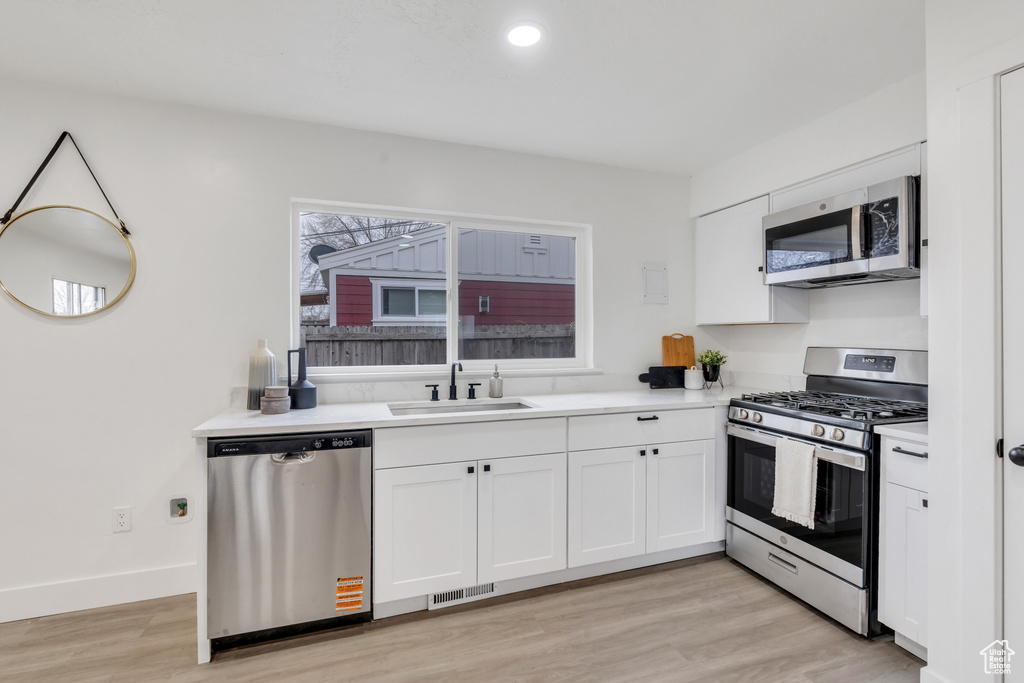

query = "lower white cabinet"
[
  {"left": 568, "top": 439, "right": 715, "bottom": 567},
  {"left": 375, "top": 452, "right": 567, "bottom": 603},
  {"left": 878, "top": 428, "right": 929, "bottom": 658}
]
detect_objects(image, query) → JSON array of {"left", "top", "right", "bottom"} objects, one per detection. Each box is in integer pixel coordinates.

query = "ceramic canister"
[{"left": 684, "top": 366, "right": 704, "bottom": 390}]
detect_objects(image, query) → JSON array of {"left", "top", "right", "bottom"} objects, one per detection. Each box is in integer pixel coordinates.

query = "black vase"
[{"left": 702, "top": 364, "right": 721, "bottom": 383}]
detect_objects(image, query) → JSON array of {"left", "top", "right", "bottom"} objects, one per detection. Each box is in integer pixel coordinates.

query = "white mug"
[{"left": 684, "top": 366, "right": 704, "bottom": 390}]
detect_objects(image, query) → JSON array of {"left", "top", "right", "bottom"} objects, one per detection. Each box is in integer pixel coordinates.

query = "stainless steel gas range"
[{"left": 725, "top": 346, "right": 927, "bottom": 636}]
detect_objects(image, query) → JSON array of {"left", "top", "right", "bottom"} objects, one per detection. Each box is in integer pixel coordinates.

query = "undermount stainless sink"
[{"left": 388, "top": 400, "right": 534, "bottom": 416}]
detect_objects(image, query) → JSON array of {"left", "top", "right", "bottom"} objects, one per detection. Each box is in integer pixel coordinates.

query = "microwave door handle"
[{"left": 850, "top": 207, "right": 863, "bottom": 259}]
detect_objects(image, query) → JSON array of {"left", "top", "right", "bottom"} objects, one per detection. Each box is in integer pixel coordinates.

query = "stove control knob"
[
  {"left": 831, "top": 428, "right": 845, "bottom": 441},
  {"left": 738, "top": 409, "right": 749, "bottom": 420},
  {"left": 812, "top": 424, "right": 825, "bottom": 437},
  {"left": 752, "top": 412, "right": 762, "bottom": 423}
]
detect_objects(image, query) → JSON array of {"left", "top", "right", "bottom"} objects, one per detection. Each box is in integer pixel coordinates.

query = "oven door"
[
  {"left": 726, "top": 423, "right": 870, "bottom": 587},
  {"left": 763, "top": 187, "right": 867, "bottom": 285}
]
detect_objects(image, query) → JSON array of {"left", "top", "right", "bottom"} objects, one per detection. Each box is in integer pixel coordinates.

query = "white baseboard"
[
  {"left": 0, "top": 563, "right": 196, "bottom": 624},
  {"left": 919, "top": 667, "right": 955, "bottom": 683}
]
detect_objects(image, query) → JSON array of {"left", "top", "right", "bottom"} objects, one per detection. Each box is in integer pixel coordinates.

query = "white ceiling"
[{"left": 0, "top": 0, "right": 925, "bottom": 176}]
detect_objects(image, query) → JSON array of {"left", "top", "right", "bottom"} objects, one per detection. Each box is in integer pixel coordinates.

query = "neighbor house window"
[
  {"left": 372, "top": 279, "right": 447, "bottom": 324},
  {"left": 294, "top": 204, "right": 590, "bottom": 371},
  {"left": 53, "top": 278, "right": 105, "bottom": 316}
]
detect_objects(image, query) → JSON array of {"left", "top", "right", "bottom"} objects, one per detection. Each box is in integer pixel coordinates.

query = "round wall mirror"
[{"left": 0, "top": 205, "right": 136, "bottom": 317}]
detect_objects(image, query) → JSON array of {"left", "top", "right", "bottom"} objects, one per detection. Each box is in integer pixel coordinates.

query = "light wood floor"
[{"left": 1, "top": 554, "right": 923, "bottom": 682}]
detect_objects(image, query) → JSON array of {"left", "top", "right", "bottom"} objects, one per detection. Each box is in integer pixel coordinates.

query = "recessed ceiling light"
[{"left": 507, "top": 22, "right": 544, "bottom": 47}]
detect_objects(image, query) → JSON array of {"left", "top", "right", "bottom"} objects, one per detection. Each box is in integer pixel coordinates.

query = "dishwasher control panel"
[{"left": 209, "top": 430, "right": 372, "bottom": 456}]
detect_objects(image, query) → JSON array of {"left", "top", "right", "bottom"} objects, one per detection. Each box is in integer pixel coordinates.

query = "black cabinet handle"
[
  {"left": 483, "top": 464, "right": 491, "bottom": 472},
  {"left": 892, "top": 446, "right": 928, "bottom": 459},
  {"left": 653, "top": 448, "right": 659, "bottom": 455},
  {"left": 923, "top": 498, "right": 928, "bottom": 508},
  {"left": 468, "top": 466, "right": 475, "bottom": 474},
  {"left": 640, "top": 449, "right": 646, "bottom": 457},
  {"left": 637, "top": 415, "right": 659, "bottom": 422}
]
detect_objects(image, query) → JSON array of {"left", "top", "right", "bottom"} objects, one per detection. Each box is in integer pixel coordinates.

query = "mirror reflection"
[{"left": 0, "top": 206, "right": 136, "bottom": 317}]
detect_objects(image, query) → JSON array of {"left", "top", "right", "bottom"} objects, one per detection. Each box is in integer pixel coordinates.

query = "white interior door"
[{"left": 1002, "top": 65, "right": 1024, "bottom": 677}]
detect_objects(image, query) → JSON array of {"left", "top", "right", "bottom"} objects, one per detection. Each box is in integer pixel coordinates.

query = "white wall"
[
  {"left": 689, "top": 73, "right": 928, "bottom": 384},
  {"left": 0, "top": 79, "right": 690, "bottom": 621},
  {"left": 923, "top": 2, "right": 1024, "bottom": 682}
]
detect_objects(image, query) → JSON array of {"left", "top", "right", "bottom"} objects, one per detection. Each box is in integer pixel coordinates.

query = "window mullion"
[{"left": 446, "top": 222, "right": 459, "bottom": 365}]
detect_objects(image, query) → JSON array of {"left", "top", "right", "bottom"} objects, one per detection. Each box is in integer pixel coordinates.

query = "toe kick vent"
[{"left": 428, "top": 583, "right": 495, "bottom": 610}]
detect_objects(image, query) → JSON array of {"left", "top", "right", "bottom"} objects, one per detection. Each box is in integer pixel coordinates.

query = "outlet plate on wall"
[{"left": 112, "top": 507, "right": 132, "bottom": 533}]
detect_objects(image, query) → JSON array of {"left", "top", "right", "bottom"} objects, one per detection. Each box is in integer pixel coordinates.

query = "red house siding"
[
  {"left": 458, "top": 280, "right": 574, "bottom": 325},
  {"left": 335, "top": 275, "right": 373, "bottom": 325},
  {"left": 333, "top": 275, "right": 574, "bottom": 326}
]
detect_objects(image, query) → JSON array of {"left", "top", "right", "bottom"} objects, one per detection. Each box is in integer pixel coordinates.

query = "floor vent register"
[{"left": 428, "top": 583, "right": 496, "bottom": 610}]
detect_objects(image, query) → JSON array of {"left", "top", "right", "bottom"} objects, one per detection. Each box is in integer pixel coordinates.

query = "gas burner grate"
[{"left": 737, "top": 390, "right": 927, "bottom": 423}]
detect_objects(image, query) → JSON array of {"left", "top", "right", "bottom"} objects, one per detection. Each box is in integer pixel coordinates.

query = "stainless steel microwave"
[{"left": 762, "top": 176, "right": 920, "bottom": 288}]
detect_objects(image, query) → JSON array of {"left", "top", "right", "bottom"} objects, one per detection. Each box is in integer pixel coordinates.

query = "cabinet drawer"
[
  {"left": 884, "top": 437, "right": 928, "bottom": 492},
  {"left": 568, "top": 408, "right": 714, "bottom": 451},
  {"left": 375, "top": 417, "right": 566, "bottom": 469}
]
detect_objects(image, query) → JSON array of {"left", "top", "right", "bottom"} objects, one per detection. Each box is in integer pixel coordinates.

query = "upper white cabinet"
[{"left": 695, "top": 195, "right": 809, "bottom": 325}]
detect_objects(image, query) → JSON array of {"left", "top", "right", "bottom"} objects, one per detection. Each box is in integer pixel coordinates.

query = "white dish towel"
[{"left": 772, "top": 438, "right": 818, "bottom": 530}]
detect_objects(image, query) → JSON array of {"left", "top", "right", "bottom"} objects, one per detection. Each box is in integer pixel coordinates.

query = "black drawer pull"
[
  {"left": 923, "top": 498, "right": 928, "bottom": 508},
  {"left": 468, "top": 466, "right": 475, "bottom": 474},
  {"left": 637, "top": 415, "right": 659, "bottom": 422},
  {"left": 653, "top": 448, "right": 659, "bottom": 455},
  {"left": 483, "top": 464, "right": 491, "bottom": 472},
  {"left": 892, "top": 446, "right": 928, "bottom": 459},
  {"left": 640, "top": 449, "right": 646, "bottom": 457}
]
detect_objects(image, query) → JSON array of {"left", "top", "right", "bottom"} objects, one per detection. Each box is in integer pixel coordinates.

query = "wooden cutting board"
[{"left": 662, "top": 333, "right": 695, "bottom": 367}]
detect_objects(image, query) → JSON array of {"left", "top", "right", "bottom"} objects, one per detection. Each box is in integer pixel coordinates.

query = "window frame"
[{"left": 292, "top": 200, "right": 593, "bottom": 378}]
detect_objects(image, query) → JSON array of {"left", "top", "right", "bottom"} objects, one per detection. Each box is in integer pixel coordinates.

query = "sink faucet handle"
[
  {"left": 424, "top": 384, "right": 440, "bottom": 401},
  {"left": 468, "top": 383, "right": 481, "bottom": 399}
]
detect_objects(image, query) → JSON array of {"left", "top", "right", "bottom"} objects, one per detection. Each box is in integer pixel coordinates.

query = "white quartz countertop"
[
  {"left": 875, "top": 421, "right": 929, "bottom": 442},
  {"left": 193, "top": 386, "right": 755, "bottom": 438}
]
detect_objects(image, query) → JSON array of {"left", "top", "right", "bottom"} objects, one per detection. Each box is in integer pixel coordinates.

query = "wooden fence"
[{"left": 301, "top": 324, "right": 575, "bottom": 366}]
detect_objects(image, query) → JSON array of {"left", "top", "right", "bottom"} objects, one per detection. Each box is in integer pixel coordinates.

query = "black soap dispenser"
[{"left": 287, "top": 348, "right": 317, "bottom": 409}]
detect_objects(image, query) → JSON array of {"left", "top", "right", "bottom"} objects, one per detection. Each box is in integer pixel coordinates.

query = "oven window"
[
  {"left": 765, "top": 208, "right": 854, "bottom": 273},
  {"left": 729, "top": 434, "right": 864, "bottom": 569}
]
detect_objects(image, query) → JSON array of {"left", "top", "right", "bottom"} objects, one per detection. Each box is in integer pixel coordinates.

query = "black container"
[
  {"left": 702, "top": 364, "right": 721, "bottom": 383},
  {"left": 288, "top": 348, "right": 317, "bottom": 409}
]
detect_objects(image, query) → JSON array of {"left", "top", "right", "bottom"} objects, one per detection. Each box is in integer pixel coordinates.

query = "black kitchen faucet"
[{"left": 449, "top": 362, "right": 462, "bottom": 400}]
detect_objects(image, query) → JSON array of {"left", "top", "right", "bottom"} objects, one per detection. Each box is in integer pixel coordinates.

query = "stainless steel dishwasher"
[{"left": 207, "top": 430, "right": 372, "bottom": 646}]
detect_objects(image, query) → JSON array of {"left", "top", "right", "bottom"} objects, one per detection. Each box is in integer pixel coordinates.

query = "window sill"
[{"left": 307, "top": 366, "right": 604, "bottom": 384}]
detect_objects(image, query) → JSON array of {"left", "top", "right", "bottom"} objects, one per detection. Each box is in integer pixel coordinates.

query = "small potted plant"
[{"left": 697, "top": 349, "right": 727, "bottom": 384}]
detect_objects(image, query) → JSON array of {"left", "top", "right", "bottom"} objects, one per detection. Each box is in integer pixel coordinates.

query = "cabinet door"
[
  {"left": 695, "top": 195, "right": 808, "bottom": 325},
  {"left": 646, "top": 439, "right": 715, "bottom": 552},
  {"left": 478, "top": 453, "right": 567, "bottom": 583},
  {"left": 881, "top": 482, "right": 928, "bottom": 646},
  {"left": 374, "top": 462, "right": 477, "bottom": 603},
  {"left": 568, "top": 447, "right": 645, "bottom": 567}
]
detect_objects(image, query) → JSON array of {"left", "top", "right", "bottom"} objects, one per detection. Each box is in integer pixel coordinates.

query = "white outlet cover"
[{"left": 112, "top": 506, "right": 132, "bottom": 533}]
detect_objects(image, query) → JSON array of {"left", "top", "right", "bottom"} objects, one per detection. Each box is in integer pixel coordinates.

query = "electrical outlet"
[{"left": 112, "top": 506, "right": 132, "bottom": 533}]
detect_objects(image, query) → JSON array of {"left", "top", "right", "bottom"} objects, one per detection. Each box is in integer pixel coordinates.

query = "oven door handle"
[{"left": 726, "top": 423, "right": 866, "bottom": 471}]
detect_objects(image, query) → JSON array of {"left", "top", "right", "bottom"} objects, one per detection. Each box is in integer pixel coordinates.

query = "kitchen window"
[{"left": 293, "top": 202, "right": 591, "bottom": 373}]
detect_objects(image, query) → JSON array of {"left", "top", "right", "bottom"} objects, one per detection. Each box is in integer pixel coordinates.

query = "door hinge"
[{"left": 997, "top": 438, "right": 1004, "bottom": 458}]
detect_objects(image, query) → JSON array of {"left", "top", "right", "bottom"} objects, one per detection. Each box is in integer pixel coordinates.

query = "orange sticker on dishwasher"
[{"left": 336, "top": 576, "right": 364, "bottom": 612}]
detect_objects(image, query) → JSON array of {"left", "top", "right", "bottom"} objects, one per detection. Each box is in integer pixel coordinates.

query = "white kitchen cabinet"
[
  {"left": 478, "top": 452, "right": 567, "bottom": 583},
  {"left": 878, "top": 427, "right": 929, "bottom": 661},
  {"left": 375, "top": 451, "right": 567, "bottom": 602},
  {"left": 567, "top": 409, "right": 716, "bottom": 567},
  {"left": 646, "top": 439, "right": 716, "bottom": 552},
  {"left": 374, "top": 462, "right": 478, "bottom": 603},
  {"left": 568, "top": 446, "right": 646, "bottom": 566},
  {"left": 695, "top": 195, "right": 809, "bottom": 325}
]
